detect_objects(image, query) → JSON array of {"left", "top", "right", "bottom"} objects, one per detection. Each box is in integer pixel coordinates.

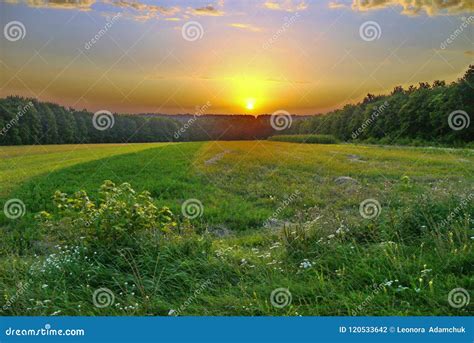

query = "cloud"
[
  {"left": 109, "top": 1, "right": 179, "bottom": 15},
  {"left": 350, "top": 0, "right": 474, "bottom": 16},
  {"left": 5, "top": 0, "right": 96, "bottom": 11},
  {"left": 264, "top": 0, "right": 307, "bottom": 12},
  {"left": 328, "top": 1, "right": 348, "bottom": 9},
  {"left": 229, "top": 23, "right": 262, "bottom": 32},
  {"left": 188, "top": 5, "right": 225, "bottom": 16}
]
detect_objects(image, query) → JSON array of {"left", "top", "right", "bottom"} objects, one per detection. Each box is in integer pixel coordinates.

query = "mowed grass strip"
[{"left": 0, "top": 143, "right": 172, "bottom": 196}]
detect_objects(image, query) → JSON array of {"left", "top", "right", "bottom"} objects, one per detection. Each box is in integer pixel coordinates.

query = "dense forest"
[
  {"left": 0, "top": 65, "right": 472, "bottom": 146},
  {"left": 288, "top": 65, "right": 473, "bottom": 146},
  {"left": 0, "top": 98, "right": 280, "bottom": 145}
]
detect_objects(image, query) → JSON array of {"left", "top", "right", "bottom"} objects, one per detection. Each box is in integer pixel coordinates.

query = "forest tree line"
[
  {"left": 0, "top": 98, "right": 279, "bottom": 145},
  {"left": 287, "top": 65, "right": 473, "bottom": 146}
]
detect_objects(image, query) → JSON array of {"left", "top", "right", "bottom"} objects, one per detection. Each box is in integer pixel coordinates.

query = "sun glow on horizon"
[{"left": 245, "top": 98, "right": 256, "bottom": 111}]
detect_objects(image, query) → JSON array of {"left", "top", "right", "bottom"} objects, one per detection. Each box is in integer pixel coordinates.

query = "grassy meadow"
[{"left": 0, "top": 141, "right": 473, "bottom": 316}]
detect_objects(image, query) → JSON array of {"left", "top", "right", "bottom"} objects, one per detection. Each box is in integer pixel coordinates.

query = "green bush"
[
  {"left": 268, "top": 134, "right": 338, "bottom": 144},
  {"left": 36, "top": 180, "right": 177, "bottom": 252}
]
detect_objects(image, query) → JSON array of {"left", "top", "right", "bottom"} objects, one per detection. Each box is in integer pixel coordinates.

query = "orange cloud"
[
  {"left": 229, "top": 23, "right": 262, "bottom": 32},
  {"left": 188, "top": 5, "right": 225, "bottom": 16},
  {"left": 6, "top": 0, "right": 95, "bottom": 11},
  {"left": 351, "top": 0, "right": 474, "bottom": 16},
  {"left": 264, "top": 0, "right": 307, "bottom": 12}
]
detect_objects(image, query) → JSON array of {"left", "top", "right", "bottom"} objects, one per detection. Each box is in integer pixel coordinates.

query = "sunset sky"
[{"left": 0, "top": 0, "right": 472, "bottom": 115}]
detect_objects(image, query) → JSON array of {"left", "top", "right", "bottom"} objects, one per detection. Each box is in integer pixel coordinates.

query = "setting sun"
[{"left": 245, "top": 98, "right": 256, "bottom": 110}]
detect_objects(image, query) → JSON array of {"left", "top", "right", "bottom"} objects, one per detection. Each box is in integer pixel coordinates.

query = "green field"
[{"left": 0, "top": 142, "right": 473, "bottom": 316}]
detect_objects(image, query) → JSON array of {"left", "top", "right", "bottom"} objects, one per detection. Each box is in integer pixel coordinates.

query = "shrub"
[
  {"left": 268, "top": 134, "right": 338, "bottom": 144},
  {"left": 36, "top": 180, "right": 177, "bottom": 252}
]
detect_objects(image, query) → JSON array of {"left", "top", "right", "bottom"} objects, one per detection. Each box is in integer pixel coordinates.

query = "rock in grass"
[
  {"left": 347, "top": 154, "right": 365, "bottom": 162},
  {"left": 334, "top": 176, "right": 358, "bottom": 185},
  {"left": 207, "top": 225, "right": 232, "bottom": 238}
]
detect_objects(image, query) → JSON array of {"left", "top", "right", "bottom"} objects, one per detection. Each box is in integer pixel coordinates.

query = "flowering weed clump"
[{"left": 37, "top": 180, "right": 177, "bottom": 252}]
